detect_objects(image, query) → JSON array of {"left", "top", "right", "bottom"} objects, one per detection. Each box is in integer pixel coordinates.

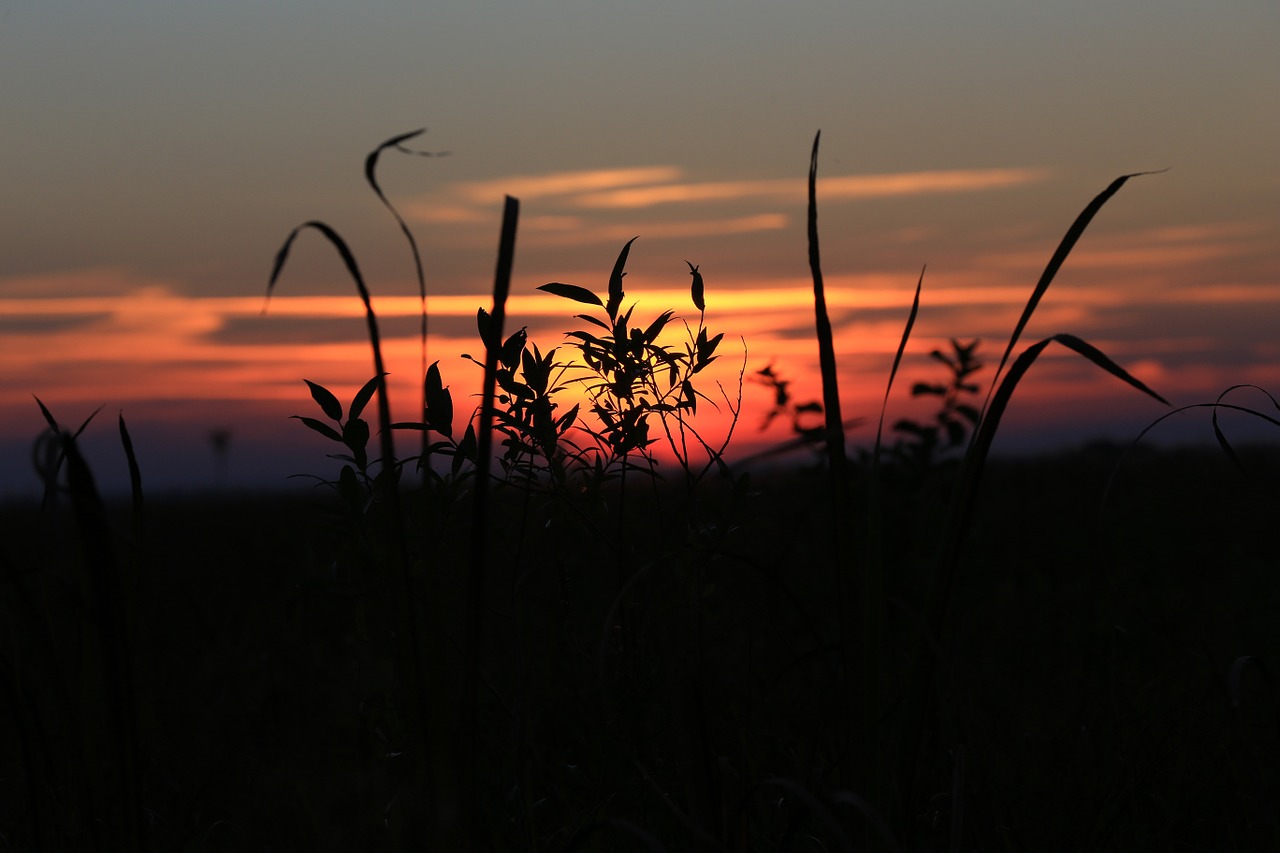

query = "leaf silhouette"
[
  {"left": 606, "top": 237, "right": 638, "bottom": 320},
  {"left": 304, "top": 380, "right": 343, "bottom": 422},
  {"left": 538, "top": 282, "right": 603, "bottom": 307}
]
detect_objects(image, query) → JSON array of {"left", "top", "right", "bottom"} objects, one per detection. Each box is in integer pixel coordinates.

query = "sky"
[{"left": 1, "top": 0, "right": 1277, "bottom": 497}]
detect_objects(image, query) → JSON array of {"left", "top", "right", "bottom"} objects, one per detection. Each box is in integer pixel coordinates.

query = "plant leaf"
[
  {"left": 687, "top": 260, "right": 705, "bottom": 311},
  {"left": 425, "top": 363, "right": 454, "bottom": 438},
  {"left": 876, "top": 267, "right": 925, "bottom": 457},
  {"left": 500, "top": 327, "right": 528, "bottom": 370},
  {"left": 538, "top": 282, "right": 603, "bottom": 307},
  {"left": 642, "top": 310, "right": 674, "bottom": 344},
  {"left": 607, "top": 237, "right": 638, "bottom": 320},
  {"left": 343, "top": 417, "right": 371, "bottom": 468},
  {"left": 119, "top": 413, "right": 144, "bottom": 528},
  {"left": 985, "top": 170, "right": 1165, "bottom": 420},
  {"left": 349, "top": 374, "right": 385, "bottom": 422},
  {"left": 292, "top": 415, "right": 343, "bottom": 443},
  {"left": 1051, "top": 333, "right": 1169, "bottom": 405},
  {"left": 304, "top": 380, "right": 344, "bottom": 420},
  {"left": 477, "top": 307, "right": 495, "bottom": 349}
]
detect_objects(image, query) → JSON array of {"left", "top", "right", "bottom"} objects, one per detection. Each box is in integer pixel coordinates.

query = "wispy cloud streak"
[
  {"left": 403, "top": 166, "right": 1051, "bottom": 235},
  {"left": 572, "top": 168, "right": 1050, "bottom": 209}
]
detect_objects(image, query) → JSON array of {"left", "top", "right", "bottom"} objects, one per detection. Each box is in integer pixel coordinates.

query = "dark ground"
[{"left": 2, "top": 442, "right": 1277, "bottom": 850}]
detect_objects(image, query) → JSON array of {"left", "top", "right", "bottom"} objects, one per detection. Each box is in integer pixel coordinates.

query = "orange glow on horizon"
[{"left": 4, "top": 185, "right": 1277, "bottom": 474}]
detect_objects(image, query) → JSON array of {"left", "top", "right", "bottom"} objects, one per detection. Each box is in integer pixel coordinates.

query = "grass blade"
[
  {"left": 57, "top": 424, "right": 145, "bottom": 851},
  {"left": 266, "top": 217, "right": 433, "bottom": 845},
  {"left": 898, "top": 331, "right": 1168, "bottom": 839},
  {"left": 1211, "top": 384, "right": 1280, "bottom": 474},
  {"left": 1050, "top": 333, "right": 1168, "bottom": 405},
  {"left": 266, "top": 221, "right": 395, "bottom": 475},
  {"left": 875, "top": 267, "right": 925, "bottom": 457},
  {"left": 364, "top": 129, "right": 444, "bottom": 471},
  {"left": 807, "top": 130, "right": 850, "bottom": 479},
  {"left": 981, "top": 170, "right": 1165, "bottom": 426},
  {"left": 865, "top": 266, "right": 924, "bottom": 835},
  {"left": 806, "top": 130, "right": 865, "bottom": 804},
  {"left": 940, "top": 333, "right": 1165, "bottom": 638},
  {"left": 118, "top": 413, "right": 144, "bottom": 541},
  {"left": 466, "top": 194, "right": 520, "bottom": 849}
]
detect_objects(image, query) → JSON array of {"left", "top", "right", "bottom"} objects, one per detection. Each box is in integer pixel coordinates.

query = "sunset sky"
[{"left": 2, "top": 0, "right": 1277, "bottom": 496}]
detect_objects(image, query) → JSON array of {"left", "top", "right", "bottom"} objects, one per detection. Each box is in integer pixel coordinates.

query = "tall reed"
[
  {"left": 266, "top": 213, "right": 431, "bottom": 843},
  {"left": 34, "top": 401, "right": 146, "bottom": 851},
  {"left": 465, "top": 194, "right": 520, "bottom": 848}
]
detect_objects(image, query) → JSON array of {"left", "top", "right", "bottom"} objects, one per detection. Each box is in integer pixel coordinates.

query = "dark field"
[{"left": 3, "top": 443, "right": 1277, "bottom": 851}]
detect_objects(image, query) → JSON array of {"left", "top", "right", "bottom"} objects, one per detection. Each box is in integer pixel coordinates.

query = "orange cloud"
[
  {"left": 532, "top": 214, "right": 789, "bottom": 247},
  {"left": 571, "top": 168, "right": 1050, "bottom": 209},
  {"left": 453, "top": 166, "right": 684, "bottom": 203}
]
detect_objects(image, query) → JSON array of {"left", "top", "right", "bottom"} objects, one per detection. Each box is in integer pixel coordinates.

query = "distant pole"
[{"left": 209, "top": 428, "right": 232, "bottom": 491}]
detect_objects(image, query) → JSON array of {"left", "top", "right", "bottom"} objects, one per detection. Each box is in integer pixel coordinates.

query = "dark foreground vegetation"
[
  {"left": 3, "top": 132, "right": 1278, "bottom": 851},
  {"left": 3, "top": 445, "right": 1277, "bottom": 851}
]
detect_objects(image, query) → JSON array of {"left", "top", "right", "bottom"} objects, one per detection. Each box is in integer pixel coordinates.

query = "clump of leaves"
[
  {"left": 744, "top": 340, "right": 983, "bottom": 471},
  {"left": 459, "top": 319, "right": 578, "bottom": 489},
  {"left": 388, "top": 241, "right": 737, "bottom": 500},
  {"left": 753, "top": 363, "right": 827, "bottom": 444},
  {"left": 742, "top": 363, "right": 863, "bottom": 468},
  {"left": 891, "top": 337, "right": 982, "bottom": 466},
  {"left": 536, "top": 239, "right": 739, "bottom": 483},
  {"left": 291, "top": 375, "right": 385, "bottom": 511}
]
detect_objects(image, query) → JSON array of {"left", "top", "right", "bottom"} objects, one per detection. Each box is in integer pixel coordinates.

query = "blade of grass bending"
[
  {"left": 58, "top": 428, "right": 145, "bottom": 852},
  {"left": 365, "top": 129, "right": 439, "bottom": 471},
  {"left": 466, "top": 194, "right": 520, "bottom": 850},
  {"left": 33, "top": 398, "right": 103, "bottom": 512},
  {"left": 1211, "top": 384, "right": 1280, "bottom": 475},
  {"left": 266, "top": 220, "right": 432, "bottom": 840},
  {"left": 979, "top": 170, "right": 1165, "bottom": 431},
  {"left": 899, "top": 333, "right": 1168, "bottom": 833},
  {"left": 1101, "top": 398, "right": 1280, "bottom": 516},
  {"left": 943, "top": 333, "right": 1166, "bottom": 637},
  {"left": 118, "top": 413, "right": 143, "bottom": 540},
  {"left": 266, "top": 221, "right": 397, "bottom": 480}
]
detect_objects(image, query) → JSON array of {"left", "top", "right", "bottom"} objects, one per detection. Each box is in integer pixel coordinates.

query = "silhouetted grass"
[{"left": 4, "top": 136, "right": 1279, "bottom": 852}]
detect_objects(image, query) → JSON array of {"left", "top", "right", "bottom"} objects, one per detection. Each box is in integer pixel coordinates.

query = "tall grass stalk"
[
  {"left": 805, "top": 131, "right": 861, "bottom": 801},
  {"left": 864, "top": 266, "right": 924, "bottom": 844},
  {"left": 465, "top": 194, "right": 520, "bottom": 849},
  {"left": 889, "top": 172, "right": 1169, "bottom": 846},
  {"left": 364, "top": 129, "right": 442, "bottom": 475},
  {"left": 266, "top": 218, "right": 431, "bottom": 843},
  {"left": 35, "top": 400, "right": 146, "bottom": 851}
]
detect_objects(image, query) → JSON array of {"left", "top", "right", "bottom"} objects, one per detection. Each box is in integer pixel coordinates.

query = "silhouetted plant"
[
  {"left": 538, "top": 242, "right": 741, "bottom": 486},
  {"left": 889, "top": 337, "right": 983, "bottom": 467},
  {"left": 291, "top": 374, "right": 386, "bottom": 508}
]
